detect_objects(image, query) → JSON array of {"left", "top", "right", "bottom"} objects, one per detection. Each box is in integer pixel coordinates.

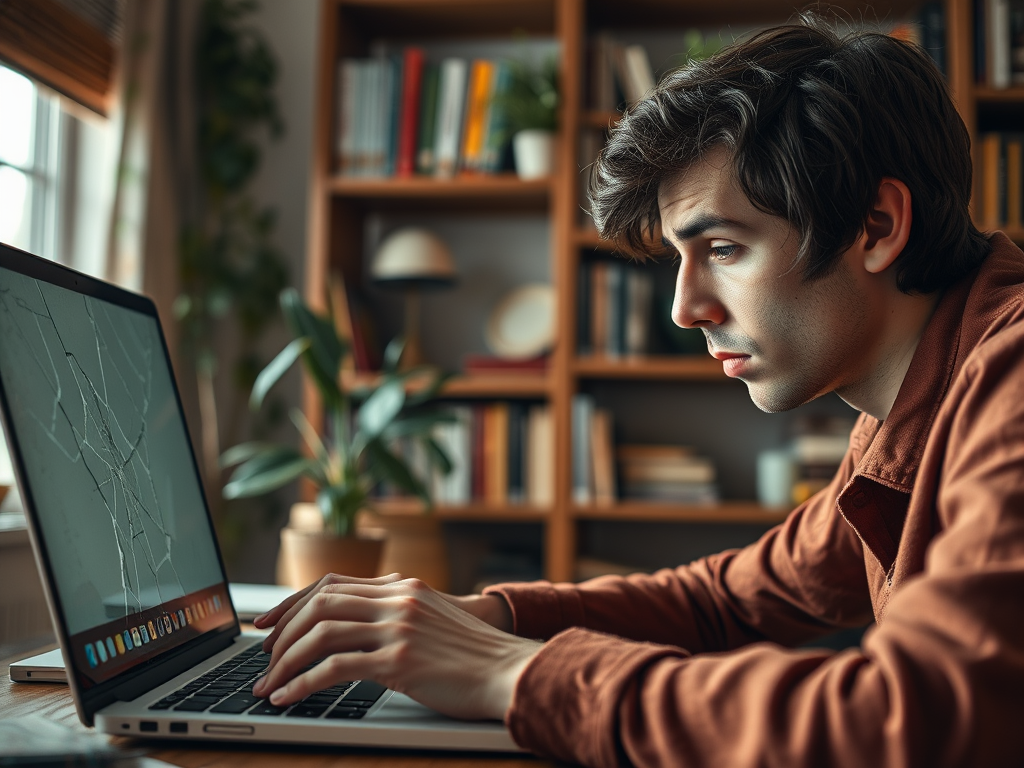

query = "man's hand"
[{"left": 250, "top": 573, "right": 539, "bottom": 721}]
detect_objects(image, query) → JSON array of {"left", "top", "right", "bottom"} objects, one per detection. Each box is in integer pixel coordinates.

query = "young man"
[{"left": 251, "top": 18, "right": 1024, "bottom": 767}]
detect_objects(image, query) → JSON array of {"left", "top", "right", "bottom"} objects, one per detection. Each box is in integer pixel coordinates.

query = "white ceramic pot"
[{"left": 512, "top": 129, "right": 556, "bottom": 180}]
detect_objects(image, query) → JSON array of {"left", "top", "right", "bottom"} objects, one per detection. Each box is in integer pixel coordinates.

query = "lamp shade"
[{"left": 371, "top": 228, "right": 458, "bottom": 288}]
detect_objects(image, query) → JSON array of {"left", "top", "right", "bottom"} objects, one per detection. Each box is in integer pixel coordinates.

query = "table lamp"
[{"left": 370, "top": 228, "right": 458, "bottom": 368}]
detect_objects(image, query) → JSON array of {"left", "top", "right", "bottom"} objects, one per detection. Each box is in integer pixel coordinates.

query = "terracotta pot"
[
  {"left": 275, "top": 504, "right": 384, "bottom": 589},
  {"left": 365, "top": 513, "right": 450, "bottom": 592}
]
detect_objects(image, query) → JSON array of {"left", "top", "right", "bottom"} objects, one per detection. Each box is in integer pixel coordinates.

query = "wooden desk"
[{"left": 1, "top": 646, "right": 553, "bottom": 767}]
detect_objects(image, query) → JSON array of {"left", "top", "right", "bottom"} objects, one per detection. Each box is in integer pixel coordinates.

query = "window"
[{"left": 0, "top": 63, "right": 115, "bottom": 276}]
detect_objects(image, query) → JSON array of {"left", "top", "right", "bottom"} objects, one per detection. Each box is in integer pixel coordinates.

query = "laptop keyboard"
[{"left": 148, "top": 644, "right": 387, "bottom": 719}]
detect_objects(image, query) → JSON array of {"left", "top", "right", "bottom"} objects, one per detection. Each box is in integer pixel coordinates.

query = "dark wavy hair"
[{"left": 589, "top": 16, "right": 990, "bottom": 294}]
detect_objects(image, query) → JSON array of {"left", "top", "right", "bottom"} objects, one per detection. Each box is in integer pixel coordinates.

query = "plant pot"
[
  {"left": 363, "top": 512, "right": 450, "bottom": 592},
  {"left": 275, "top": 503, "right": 384, "bottom": 588},
  {"left": 512, "top": 129, "right": 556, "bottom": 180}
]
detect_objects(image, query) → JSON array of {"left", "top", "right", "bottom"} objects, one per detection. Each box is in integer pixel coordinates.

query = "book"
[
  {"left": 572, "top": 394, "right": 595, "bottom": 504},
  {"left": 1008, "top": 134, "right": 1023, "bottom": 229},
  {"left": 396, "top": 47, "right": 425, "bottom": 177},
  {"left": 527, "top": 404, "right": 554, "bottom": 506},
  {"left": 481, "top": 60, "right": 511, "bottom": 173},
  {"left": 507, "top": 402, "right": 527, "bottom": 503},
  {"left": 625, "top": 268, "right": 653, "bottom": 355},
  {"left": 621, "top": 481, "right": 719, "bottom": 503},
  {"left": 416, "top": 62, "right": 440, "bottom": 174},
  {"left": 337, "top": 59, "right": 359, "bottom": 174},
  {"left": 623, "top": 44, "right": 656, "bottom": 103},
  {"left": 591, "top": 261, "right": 608, "bottom": 354},
  {"left": 617, "top": 444, "right": 695, "bottom": 461},
  {"left": 990, "top": 0, "right": 1012, "bottom": 88},
  {"left": 980, "top": 132, "right": 1003, "bottom": 227},
  {"left": 577, "top": 260, "right": 592, "bottom": 355},
  {"left": 384, "top": 53, "right": 403, "bottom": 176},
  {"left": 620, "top": 459, "right": 715, "bottom": 484},
  {"left": 461, "top": 59, "right": 496, "bottom": 173},
  {"left": 462, "top": 353, "right": 549, "bottom": 373},
  {"left": 484, "top": 402, "right": 509, "bottom": 504},
  {"left": 1012, "top": 0, "right": 1024, "bottom": 84},
  {"left": 434, "top": 58, "right": 469, "bottom": 178},
  {"left": 590, "top": 407, "right": 616, "bottom": 505},
  {"left": 605, "top": 261, "right": 624, "bottom": 357}
]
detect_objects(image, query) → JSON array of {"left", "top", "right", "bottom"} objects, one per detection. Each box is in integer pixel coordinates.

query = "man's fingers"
[
  {"left": 258, "top": 626, "right": 384, "bottom": 704},
  {"left": 265, "top": 592, "right": 382, "bottom": 674},
  {"left": 259, "top": 573, "right": 400, "bottom": 651}
]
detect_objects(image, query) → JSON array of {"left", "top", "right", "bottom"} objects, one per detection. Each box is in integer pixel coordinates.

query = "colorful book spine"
[
  {"left": 396, "top": 48, "right": 425, "bottom": 177},
  {"left": 461, "top": 59, "right": 496, "bottom": 173},
  {"left": 434, "top": 58, "right": 469, "bottom": 179},
  {"left": 416, "top": 62, "right": 440, "bottom": 175}
]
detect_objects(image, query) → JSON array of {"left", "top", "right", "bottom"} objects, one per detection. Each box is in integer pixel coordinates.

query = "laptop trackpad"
[{"left": 376, "top": 693, "right": 467, "bottom": 722}]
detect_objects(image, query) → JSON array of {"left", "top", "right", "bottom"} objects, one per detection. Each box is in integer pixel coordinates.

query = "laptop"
[{"left": 0, "top": 242, "right": 518, "bottom": 752}]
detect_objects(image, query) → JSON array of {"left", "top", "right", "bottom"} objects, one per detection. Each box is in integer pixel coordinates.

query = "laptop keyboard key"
[
  {"left": 210, "top": 694, "right": 261, "bottom": 714},
  {"left": 342, "top": 680, "right": 387, "bottom": 704},
  {"left": 174, "top": 697, "right": 222, "bottom": 712},
  {"left": 248, "top": 701, "right": 289, "bottom": 716},
  {"left": 287, "top": 702, "right": 331, "bottom": 718},
  {"left": 325, "top": 708, "right": 366, "bottom": 719}
]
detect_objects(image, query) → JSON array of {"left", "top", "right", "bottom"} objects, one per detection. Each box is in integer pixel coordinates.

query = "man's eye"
[{"left": 710, "top": 244, "right": 737, "bottom": 260}]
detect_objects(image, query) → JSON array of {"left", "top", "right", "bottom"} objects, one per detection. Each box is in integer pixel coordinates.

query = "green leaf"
[
  {"left": 279, "top": 288, "right": 346, "bottom": 404},
  {"left": 358, "top": 379, "right": 405, "bottom": 437},
  {"left": 250, "top": 337, "right": 310, "bottom": 410},
  {"left": 383, "top": 409, "right": 457, "bottom": 440},
  {"left": 290, "top": 407, "right": 330, "bottom": 469},
  {"left": 220, "top": 440, "right": 280, "bottom": 468},
  {"left": 225, "top": 445, "right": 305, "bottom": 482},
  {"left": 382, "top": 337, "right": 406, "bottom": 373},
  {"left": 422, "top": 435, "right": 453, "bottom": 476},
  {"left": 366, "top": 440, "right": 429, "bottom": 504},
  {"left": 223, "top": 455, "right": 313, "bottom": 498},
  {"left": 316, "top": 485, "right": 366, "bottom": 536}
]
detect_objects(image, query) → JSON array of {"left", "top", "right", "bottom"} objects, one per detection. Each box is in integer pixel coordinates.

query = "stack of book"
[
  {"left": 571, "top": 394, "right": 719, "bottom": 505},
  {"left": 789, "top": 416, "right": 855, "bottom": 505},
  {"left": 336, "top": 50, "right": 513, "bottom": 178},
  {"left": 617, "top": 444, "right": 719, "bottom": 504},
  {"left": 977, "top": 132, "right": 1024, "bottom": 230},
  {"left": 577, "top": 260, "right": 655, "bottom": 357},
  {"left": 389, "top": 403, "right": 554, "bottom": 507}
]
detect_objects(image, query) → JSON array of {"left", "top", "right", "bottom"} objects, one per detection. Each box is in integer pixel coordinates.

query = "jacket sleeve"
[
  {"left": 484, "top": 447, "right": 873, "bottom": 653},
  {"left": 498, "top": 335, "right": 1024, "bottom": 768}
]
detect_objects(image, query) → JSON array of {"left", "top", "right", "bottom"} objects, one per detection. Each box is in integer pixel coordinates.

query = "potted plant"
[
  {"left": 494, "top": 55, "right": 559, "bottom": 179},
  {"left": 221, "top": 288, "right": 453, "bottom": 589}
]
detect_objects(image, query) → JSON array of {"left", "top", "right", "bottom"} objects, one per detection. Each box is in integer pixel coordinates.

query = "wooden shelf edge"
[
  {"left": 327, "top": 174, "right": 551, "bottom": 199},
  {"left": 975, "top": 87, "right": 1024, "bottom": 103},
  {"left": 572, "top": 502, "right": 792, "bottom": 524},
  {"left": 342, "top": 370, "right": 551, "bottom": 398},
  {"left": 573, "top": 355, "right": 725, "bottom": 380},
  {"left": 369, "top": 499, "right": 550, "bottom": 522}
]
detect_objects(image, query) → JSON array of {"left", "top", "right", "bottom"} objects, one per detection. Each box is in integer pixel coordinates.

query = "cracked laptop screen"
[{"left": 0, "top": 266, "right": 233, "bottom": 688}]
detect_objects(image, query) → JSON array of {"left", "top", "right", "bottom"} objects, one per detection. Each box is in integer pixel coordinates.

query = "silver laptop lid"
[{"left": 0, "top": 242, "right": 238, "bottom": 724}]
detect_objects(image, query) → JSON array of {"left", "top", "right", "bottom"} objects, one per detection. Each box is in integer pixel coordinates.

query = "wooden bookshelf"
[{"left": 305, "top": 0, "right": 994, "bottom": 586}]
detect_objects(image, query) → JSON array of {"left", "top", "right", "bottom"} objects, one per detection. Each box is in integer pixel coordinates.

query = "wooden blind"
[{"left": 0, "top": 0, "right": 116, "bottom": 116}]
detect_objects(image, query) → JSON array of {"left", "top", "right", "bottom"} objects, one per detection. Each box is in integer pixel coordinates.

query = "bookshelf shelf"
[
  {"left": 343, "top": 371, "right": 550, "bottom": 398},
  {"left": 974, "top": 87, "right": 1024, "bottom": 104},
  {"left": 574, "top": 354, "right": 725, "bottom": 380},
  {"left": 370, "top": 499, "right": 550, "bottom": 522},
  {"left": 573, "top": 502, "right": 791, "bottom": 525},
  {"left": 327, "top": 174, "right": 551, "bottom": 204},
  {"left": 576, "top": 228, "right": 611, "bottom": 249}
]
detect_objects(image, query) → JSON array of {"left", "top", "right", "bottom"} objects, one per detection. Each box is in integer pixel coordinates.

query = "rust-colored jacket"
[{"left": 486, "top": 233, "right": 1024, "bottom": 767}]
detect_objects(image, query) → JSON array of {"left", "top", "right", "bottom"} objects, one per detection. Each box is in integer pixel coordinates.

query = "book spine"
[
  {"left": 417, "top": 63, "right": 440, "bottom": 175},
  {"left": 623, "top": 44, "right": 655, "bottom": 102},
  {"left": 591, "top": 261, "right": 608, "bottom": 354},
  {"left": 1008, "top": 134, "right": 1023, "bottom": 229},
  {"left": 337, "top": 59, "right": 358, "bottom": 175},
  {"left": 507, "top": 402, "right": 525, "bottom": 503},
  {"left": 385, "top": 54, "right": 403, "bottom": 177},
  {"left": 991, "top": 0, "right": 1012, "bottom": 88},
  {"left": 461, "top": 59, "right": 495, "bottom": 173},
  {"left": 572, "top": 394, "right": 594, "bottom": 504},
  {"left": 471, "top": 404, "right": 486, "bottom": 501},
  {"left": 577, "top": 260, "right": 592, "bottom": 355},
  {"left": 590, "top": 408, "right": 616, "bottom": 505},
  {"left": 396, "top": 47, "right": 425, "bottom": 177},
  {"left": 435, "top": 58, "right": 469, "bottom": 179},
  {"left": 353, "top": 61, "right": 369, "bottom": 176},
  {"left": 981, "top": 132, "right": 1002, "bottom": 227},
  {"left": 481, "top": 60, "right": 510, "bottom": 173}
]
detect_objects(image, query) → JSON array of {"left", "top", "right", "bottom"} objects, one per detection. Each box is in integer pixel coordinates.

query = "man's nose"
[{"left": 671, "top": 259, "right": 725, "bottom": 328}]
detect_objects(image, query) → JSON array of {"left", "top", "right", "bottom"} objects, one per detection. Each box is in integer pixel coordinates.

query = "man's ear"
[{"left": 858, "top": 178, "right": 912, "bottom": 274}]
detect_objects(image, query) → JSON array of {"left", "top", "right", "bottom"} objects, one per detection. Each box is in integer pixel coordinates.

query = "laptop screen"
[{"left": 0, "top": 251, "right": 233, "bottom": 690}]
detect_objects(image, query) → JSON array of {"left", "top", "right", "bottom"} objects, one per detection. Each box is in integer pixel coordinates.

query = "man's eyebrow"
[{"left": 669, "top": 214, "right": 749, "bottom": 243}]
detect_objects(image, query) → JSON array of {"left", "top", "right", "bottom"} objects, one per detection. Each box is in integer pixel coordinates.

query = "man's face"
[{"left": 658, "top": 147, "right": 883, "bottom": 413}]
